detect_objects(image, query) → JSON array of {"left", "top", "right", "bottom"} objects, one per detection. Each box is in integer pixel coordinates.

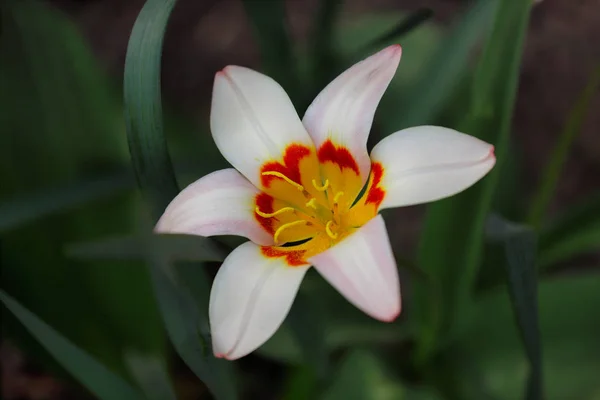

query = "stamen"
[
  {"left": 312, "top": 179, "right": 330, "bottom": 191},
  {"left": 262, "top": 171, "right": 304, "bottom": 191},
  {"left": 274, "top": 220, "right": 309, "bottom": 244},
  {"left": 325, "top": 220, "right": 338, "bottom": 239},
  {"left": 333, "top": 191, "right": 344, "bottom": 204},
  {"left": 305, "top": 198, "right": 317, "bottom": 209},
  {"left": 255, "top": 206, "right": 295, "bottom": 218}
]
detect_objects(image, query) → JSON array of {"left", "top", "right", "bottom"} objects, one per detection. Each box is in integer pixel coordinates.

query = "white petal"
[
  {"left": 370, "top": 126, "right": 496, "bottom": 209},
  {"left": 209, "top": 242, "right": 309, "bottom": 360},
  {"left": 302, "top": 45, "right": 402, "bottom": 181},
  {"left": 309, "top": 215, "right": 401, "bottom": 322},
  {"left": 210, "top": 66, "right": 314, "bottom": 188},
  {"left": 155, "top": 168, "right": 273, "bottom": 246}
]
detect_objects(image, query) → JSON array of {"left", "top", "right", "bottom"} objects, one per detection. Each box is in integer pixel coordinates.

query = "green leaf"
[
  {"left": 487, "top": 215, "right": 542, "bottom": 400},
  {"left": 359, "top": 8, "right": 433, "bottom": 55},
  {"left": 124, "top": 1, "right": 236, "bottom": 396},
  {"left": 378, "top": 0, "right": 497, "bottom": 134},
  {"left": 0, "top": 290, "right": 145, "bottom": 400},
  {"left": 66, "top": 233, "right": 226, "bottom": 262},
  {"left": 149, "top": 257, "right": 237, "bottom": 400},
  {"left": 0, "top": 0, "right": 163, "bottom": 377},
  {"left": 242, "top": 0, "right": 300, "bottom": 103},
  {"left": 414, "top": 0, "right": 532, "bottom": 363},
  {"left": 0, "top": 172, "right": 134, "bottom": 232},
  {"left": 528, "top": 66, "right": 600, "bottom": 228},
  {"left": 125, "top": 351, "right": 177, "bottom": 400},
  {"left": 321, "top": 350, "right": 441, "bottom": 400},
  {"left": 307, "top": 0, "right": 342, "bottom": 102},
  {"left": 455, "top": 273, "right": 600, "bottom": 399},
  {"left": 538, "top": 192, "right": 600, "bottom": 268},
  {"left": 285, "top": 292, "right": 330, "bottom": 378},
  {"left": 124, "top": 0, "right": 179, "bottom": 218}
]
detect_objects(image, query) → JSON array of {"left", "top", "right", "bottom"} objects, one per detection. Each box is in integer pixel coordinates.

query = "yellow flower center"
[{"left": 254, "top": 141, "right": 386, "bottom": 266}]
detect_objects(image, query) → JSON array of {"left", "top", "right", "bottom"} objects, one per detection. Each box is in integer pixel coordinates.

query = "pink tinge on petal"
[
  {"left": 210, "top": 65, "right": 314, "bottom": 188},
  {"left": 155, "top": 168, "right": 274, "bottom": 246},
  {"left": 209, "top": 242, "right": 309, "bottom": 360},
  {"left": 302, "top": 45, "right": 402, "bottom": 182},
  {"left": 309, "top": 215, "right": 401, "bottom": 322},
  {"left": 370, "top": 126, "right": 496, "bottom": 210}
]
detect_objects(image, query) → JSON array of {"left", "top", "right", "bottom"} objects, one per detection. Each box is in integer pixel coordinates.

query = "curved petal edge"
[
  {"left": 309, "top": 215, "right": 401, "bottom": 322},
  {"left": 155, "top": 168, "right": 274, "bottom": 246},
  {"left": 370, "top": 125, "right": 496, "bottom": 209},
  {"left": 209, "top": 242, "right": 309, "bottom": 360}
]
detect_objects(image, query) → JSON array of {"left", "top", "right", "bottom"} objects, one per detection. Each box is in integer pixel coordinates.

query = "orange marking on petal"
[
  {"left": 260, "top": 144, "right": 311, "bottom": 188},
  {"left": 261, "top": 246, "right": 307, "bottom": 267},
  {"left": 317, "top": 140, "right": 359, "bottom": 175},
  {"left": 365, "top": 162, "right": 386, "bottom": 208}
]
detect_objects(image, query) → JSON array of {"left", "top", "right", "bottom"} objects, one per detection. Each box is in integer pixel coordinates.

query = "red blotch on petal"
[
  {"left": 260, "top": 144, "right": 311, "bottom": 188},
  {"left": 255, "top": 193, "right": 275, "bottom": 234},
  {"left": 317, "top": 140, "right": 360, "bottom": 175},
  {"left": 365, "top": 162, "right": 385, "bottom": 208},
  {"left": 261, "top": 246, "right": 307, "bottom": 267}
]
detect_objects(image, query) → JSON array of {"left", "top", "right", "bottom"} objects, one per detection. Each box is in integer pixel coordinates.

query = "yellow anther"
[
  {"left": 312, "top": 179, "right": 330, "bottom": 191},
  {"left": 333, "top": 191, "right": 344, "bottom": 204},
  {"left": 262, "top": 171, "right": 304, "bottom": 191},
  {"left": 255, "top": 206, "right": 295, "bottom": 218},
  {"left": 325, "top": 220, "right": 338, "bottom": 239},
  {"left": 274, "top": 220, "right": 308, "bottom": 244},
  {"left": 305, "top": 198, "right": 318, "bottom": 209}
]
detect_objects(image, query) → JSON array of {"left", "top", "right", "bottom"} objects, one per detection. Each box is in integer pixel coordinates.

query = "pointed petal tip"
[
  {"left": 379, "top": 304, "right": 402, "bottom": 323},
  {"left": 387, "top": 43, "right": 402, "bottom": 53}
]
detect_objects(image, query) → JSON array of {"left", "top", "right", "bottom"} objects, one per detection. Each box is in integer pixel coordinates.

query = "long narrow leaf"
[
  {"left": 124, "top": 0, "right": 179, "bottom": 218},
  {"left": 65, "top": 233, "right": 225, "bottom": 262},
  {"left": 0, "top": 173, "right": 133, "bottom": 232},
  {"left": 360, "top": 8, "right": 433, "bottom": 54},
  {"left": 149, "top": 257, "right": 237, "bottom": 400},
  {"left": 125, "top": 352, "right": 178, "bottom": 400},
  {"left": 528, "top": 66, "right": 600, "bottom": 228},
  {"left": 0, "top": 290, "right": 145, "bottom": 400},
  {"left": 124, "top": 1, "right": 236, "bottom": 397},
  {"left": 487, "top": 215, "right": 542, "bottom": 400},
  {"left": 538, "top": 192, "right": 600, "bottom": 268},
  {"left": 414, "top": 0, "right": 532, "bottom": 362},
  {"left": 242, "top": 0, "right": 300, "bottom": 103},
  {"left": 379, "top": 0, "right": 497, "bottom": 134}
]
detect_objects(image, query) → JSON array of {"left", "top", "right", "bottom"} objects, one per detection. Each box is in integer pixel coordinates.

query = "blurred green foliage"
[{"left": 1, "top": 0, "right": 599, "bottom": 399}]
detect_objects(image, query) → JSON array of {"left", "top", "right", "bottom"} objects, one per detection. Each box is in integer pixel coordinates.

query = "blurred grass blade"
[
  {"left": 242, "top": 0, "right": 300, "bottom": 102},
  {"left": 0, "top": 290, "right": 145, "bottom": 400},
  {"left": 66, "top": 233, "right": 225, "bottom": 262},
  {"left": 528, "top": 66, "right": 600, "bottom": 228},
  {"left": 415, "top": 0, "right": 532, "bottom": 362},
  {"left": 124, "top": 0, "right": 179, "bottom": 219},
  {"left": 125, "top": 1, "right": 236, "bottom": 397},
  {"left": 286, "top": 292, "right": 329, "bottom": 378},
  {"left": 321, "top": 350, "right": 440, "bottom": 400},
  {"left": 379, "top": 0, "right": 497, "bottom": 133},
  {"left": 308, "top": 0, "right": 342, "bottom": 98},
  {"left": 1, "top": 0, "right": 164, "bottom": 377},
  {"left": 0, "top": 172, "right": 133, "bottom": 232},
  {"left": 360, "top": 8, "right": 433, "bottom": 54},
  {"left": 125, "top": 352, "right": 177, "bottom": 400},
  {"left": 457, "top": 272, "right": 600, "bottom": 399},
  {"left": 538, "top": 192, "right": 600, "bottom": 268},
  {"left": 149, "top": 257, "right": 237, "bottom": 400},
  {"left": 487, "top": 215, "right": 542, "bottom": 400}
]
